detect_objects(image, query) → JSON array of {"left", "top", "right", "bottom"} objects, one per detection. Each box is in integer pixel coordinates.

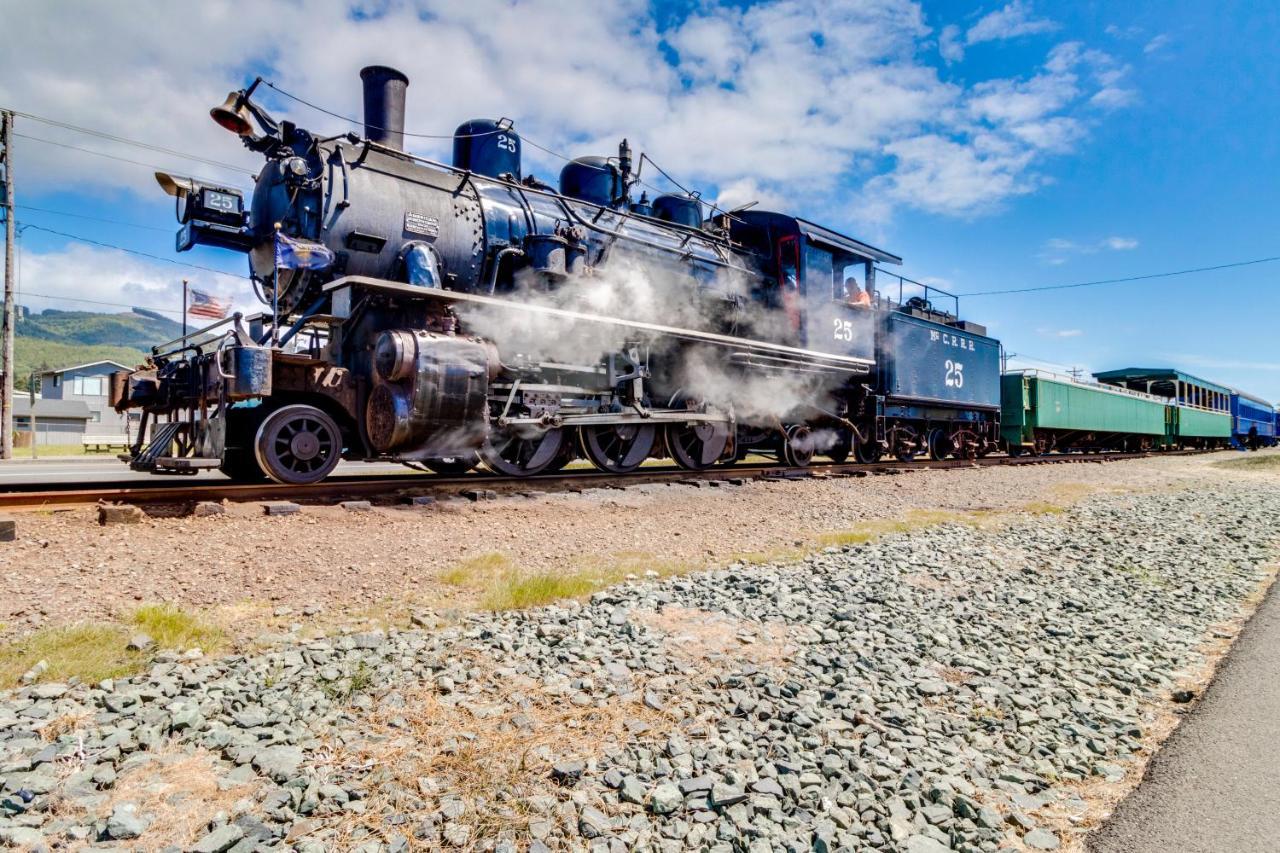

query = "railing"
[
  {"left": 1006, "top": 368, "right": 1173, "bottom": 404},
  {"left": 873, "top": 268, "right": 960, "bottom": 318}
]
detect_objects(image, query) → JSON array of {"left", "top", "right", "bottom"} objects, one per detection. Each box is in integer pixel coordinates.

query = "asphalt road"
[
  {"left": 0, "top": 457, "right": 418, "bottom": 486},
  {"left": 1089, "top": 577, "right": 1280, "bottom": 853}
]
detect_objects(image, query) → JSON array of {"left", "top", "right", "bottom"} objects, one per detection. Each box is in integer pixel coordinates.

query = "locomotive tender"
[{"left": 110, "top": 65, "right": 1004, "bottom": 484}]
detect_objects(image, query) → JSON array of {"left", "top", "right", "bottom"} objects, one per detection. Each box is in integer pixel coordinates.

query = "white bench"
[{"left": 82, "top": 435, "right": 130, "bottom": 452}]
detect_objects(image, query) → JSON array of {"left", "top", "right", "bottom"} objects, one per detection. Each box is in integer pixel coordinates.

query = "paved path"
[{"left": 1088, "top": 577, "right": 1280, "bottom": 853}]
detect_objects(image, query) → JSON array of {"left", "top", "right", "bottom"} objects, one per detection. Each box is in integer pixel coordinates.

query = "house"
[
  {"left": 12, "top": 397, "right": 94, "bottom": 445},
  {"left": 38, "top": 360, "right": 135, "bottom": 436}
]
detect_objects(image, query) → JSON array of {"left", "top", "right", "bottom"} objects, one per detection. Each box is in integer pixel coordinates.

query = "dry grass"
[
  {"left": 636, "top": 606, "right": 794, "bottom": 669},
  {"left": 441, "top": 552, "right": 515, "bottom": 587},
  {"left": 817, "top": 509, "right": 982, "bottom": 547},
  {"left": 47, "top": 747, "right": 260, "bottom": 852},
  {"left": 0, "top": 604, "right": 226, "bottom": 688},
  {"left": 318, "top": 664, "right": 673, "bottom": 849}
]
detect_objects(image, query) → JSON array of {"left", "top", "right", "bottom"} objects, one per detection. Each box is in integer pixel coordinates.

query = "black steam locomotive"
[{"left": 112, "top": 66, "right": 1001, "bottom": 484}]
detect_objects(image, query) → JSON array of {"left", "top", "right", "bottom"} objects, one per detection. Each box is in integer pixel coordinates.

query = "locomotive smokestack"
[{"left": 359, "top": 65, "right": 409, "bottom": 151}]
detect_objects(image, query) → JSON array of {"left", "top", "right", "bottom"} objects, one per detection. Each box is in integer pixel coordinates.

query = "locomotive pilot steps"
[{"left": 109, "top": 64, "right": 1275, "bottom": 485}]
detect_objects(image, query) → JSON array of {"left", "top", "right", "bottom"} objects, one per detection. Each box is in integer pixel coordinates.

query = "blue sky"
[{"left": 2, "top": 0, "right": 1278, "bottom": 399}]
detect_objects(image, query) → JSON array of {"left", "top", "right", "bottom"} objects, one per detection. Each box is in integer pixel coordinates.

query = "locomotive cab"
[{"left": 725, "top": 211, "right": 895, "bottom": 362}]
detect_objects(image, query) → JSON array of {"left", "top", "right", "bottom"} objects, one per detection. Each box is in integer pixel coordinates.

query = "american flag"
[{"left": 187, "top": 289, "right": 229, "bottom": 320}]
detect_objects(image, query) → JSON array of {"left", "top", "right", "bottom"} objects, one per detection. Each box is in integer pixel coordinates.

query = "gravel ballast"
[{"left": 1, "top": 477, "right": 1278, "bottom": 850}]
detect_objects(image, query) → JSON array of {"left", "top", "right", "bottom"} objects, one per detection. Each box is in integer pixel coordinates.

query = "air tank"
[
  {"left": 652, "top": 194, "right": 703, "bottom": 229},
  {"left": 559, "top": 156, "right": 619, "bottom": 207},
  {"left": 452, "top": 119, "right": 521, "bottom": 179}
]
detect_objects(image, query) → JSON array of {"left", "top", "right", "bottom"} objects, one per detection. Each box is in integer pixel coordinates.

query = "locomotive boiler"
[{"left": 112, "top": 65, "right": 1002, "bottom": 484}]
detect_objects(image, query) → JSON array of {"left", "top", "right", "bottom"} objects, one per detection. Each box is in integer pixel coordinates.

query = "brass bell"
[{"left": 210, "top": 91, "right": 253, "bottom": 136}]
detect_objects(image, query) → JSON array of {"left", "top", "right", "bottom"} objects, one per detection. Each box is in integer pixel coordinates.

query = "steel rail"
[{"left": 0, "top": 450, "right": 1198, "bottom": 511}]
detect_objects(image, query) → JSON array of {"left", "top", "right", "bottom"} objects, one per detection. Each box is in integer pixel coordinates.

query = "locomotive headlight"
[{"left": 285, "top": 156, "right": 309, "bottom": 177}]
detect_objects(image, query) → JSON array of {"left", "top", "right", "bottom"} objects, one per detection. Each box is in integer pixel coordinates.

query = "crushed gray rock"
[{"left": 0, "top": 483, "right": 1277, "bottom": 851}]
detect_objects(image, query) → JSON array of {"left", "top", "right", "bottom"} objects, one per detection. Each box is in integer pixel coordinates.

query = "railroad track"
[{"left": 0, "top": 450, "right": 1194, "bottom": 511}]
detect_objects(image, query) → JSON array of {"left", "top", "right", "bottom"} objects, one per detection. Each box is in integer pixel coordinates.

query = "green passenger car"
[
  {"left": 1002, "top": 370, "right": 1170, "bottom": 454},
  {"left": 1094, "top": 367, "right": 1233, "bottom": 449}
]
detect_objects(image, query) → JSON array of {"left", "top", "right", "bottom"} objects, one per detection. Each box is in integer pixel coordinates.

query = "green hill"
[{"left": 13, "top": 308, "right": 187, "bottom": 390}]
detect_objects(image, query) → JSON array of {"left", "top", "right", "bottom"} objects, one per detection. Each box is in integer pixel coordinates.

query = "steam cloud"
[{"left": 454, "top": 255, "right": 860, "bottom": 426}]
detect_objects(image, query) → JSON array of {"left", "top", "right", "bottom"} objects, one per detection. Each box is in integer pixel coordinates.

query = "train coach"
[
  {"left": 1092, "top": 368, "right": 1233, "bottom": 450},
  {"left": 1227, "top": 389, "right": 1278, "bottom": 449},
  {"left": 1000, "top": 370, "right": 1169, "bottom": 455}
]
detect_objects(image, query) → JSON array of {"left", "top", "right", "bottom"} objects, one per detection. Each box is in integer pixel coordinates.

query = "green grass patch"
[
  {"left": 481, "top": 571, "right": 600, "bottom": 611},
  {"left": 1214, "top": 453, "right": 1280, "bottom": 471},
  {"left": 477, "top": 551, "right": 703, "bottom": 612},
  {"left": 441, "top": 552, "right": 513, "bottom": 587},
  {"left": 818, "top": 509, "right": 978, "bottom": 548},
  {"left": 0, "top": 605, "right": 226, "bottom": 688},
  {"left": 131, "top": 604, "right": 226, "bottom": 654}
]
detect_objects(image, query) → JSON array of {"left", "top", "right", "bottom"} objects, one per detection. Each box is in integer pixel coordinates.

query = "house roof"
[
  {"left": 12, "top": 398, "right": 93, "bottom": 419},
  {"left": 40, "top": 359, "right": 133, "bottom": 376}
]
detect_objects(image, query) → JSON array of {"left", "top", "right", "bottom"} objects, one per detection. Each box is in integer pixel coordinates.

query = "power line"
[
  {"left": 965, "top": 256, "right": 1280, "bottom": 296},
  {"left": 7, "top": 109, "right": 254, "bottom": 174},
  {"left": 3, "top": 202, "right": 170, "bottom": 232},
  {"left": 15, "top": 289, "right": 184, "bottom": 315},
  {"left": 18, "top": 224, "right": 245, "bottom": 281},
  {"left": 262, "top": 80, "right": 503, "bottom": 140},
  {"left": 14, "top": 132, "right": 251, "bottom": 187}
]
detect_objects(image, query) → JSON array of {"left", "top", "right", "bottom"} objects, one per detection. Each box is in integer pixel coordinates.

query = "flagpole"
[
  {"left": 272, "top": 223, "right": 281, "bottom": 346},
  {"left": 181, "top": 278, "right": 188, "bottom": 341}
]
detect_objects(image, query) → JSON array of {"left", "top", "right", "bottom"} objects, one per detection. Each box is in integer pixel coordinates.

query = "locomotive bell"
[{"left": 210, "top": 91, "right": 254, "bottom": 136}]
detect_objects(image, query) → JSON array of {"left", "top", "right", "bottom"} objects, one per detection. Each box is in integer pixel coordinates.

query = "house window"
[{"left": 71, "top": 376, "right": 104, "bottom": 396}]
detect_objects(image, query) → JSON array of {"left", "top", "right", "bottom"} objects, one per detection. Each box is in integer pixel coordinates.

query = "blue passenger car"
[{"left": 1230, "top": 390, "right": 1278, "bottom": 449}]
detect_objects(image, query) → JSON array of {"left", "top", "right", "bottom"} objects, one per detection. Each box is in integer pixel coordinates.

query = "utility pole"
[{"left": 1, "top": 111, "right": 14, "bottom": 459}]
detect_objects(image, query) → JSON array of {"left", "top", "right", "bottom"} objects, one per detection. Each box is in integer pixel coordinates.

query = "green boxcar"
[{"left": 1002, "top": 371, "right": 1168, "bottom": 451}]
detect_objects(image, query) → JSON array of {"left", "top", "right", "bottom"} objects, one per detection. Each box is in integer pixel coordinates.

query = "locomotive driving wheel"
[
  {"left": 667, "top": 421, "right": 731, "bottom": 470},
  {"left": 254, "top": 404, "right": 343, "bottom": 485},
  {"left": 782, "top": 424, "right": 815, "bottom": 467},
  {"left": 580, "top": 423, "right": 657, "bottom": 473},
  {"left": 480, "top": 427, "right": 566, "bottom": 477},
  {"left": 854, "top": 436, "right": 882, "bottom": 464}
]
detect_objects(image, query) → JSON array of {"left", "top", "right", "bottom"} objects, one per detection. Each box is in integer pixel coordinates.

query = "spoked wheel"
[
  {"left": 893, "top": 428, "right": 920, "bottom": 463},
  {"left": 254, "top": 404, "right": 343, "bottom": 485},
  {"left": 854, "top": 437, "right": 882, "bottom": 464},
  {"left": 927, "top": 428, "right": 952, "bottom": 462},
  {"left": 667, "top": 421, "right": 731, "bottom": 471},
  {"left": 580, "top": 423, "right": 657, "bottom": 473},
  {"left": 480, "top": 427, "right": 566, "bottom": 477},
  {"left": 422, "top": 455, "right": 479, "bottom": 475},
  {"left": 782, "top": 424, "right": 815, "bottom": 467}
]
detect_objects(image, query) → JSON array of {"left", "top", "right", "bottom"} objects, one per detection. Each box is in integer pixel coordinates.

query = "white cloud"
[
  {"left": 938, "top": 24, "right": 964, "bottom": 63},
  {"left": 1035, "top": 327, "right": 1083, "bottom": 338},
  {"left": 0, "top": 0, "right": 1134, "bottom": 239},
  {"left": 16, "top": 243, "right": 255, "bottom": 319},
  {"left": 1143, "top": 33, "right": 1171, "bottom": 54},
  {"left": 1040, "top": 234, "right": 1139, "bottom": 263},
  {"left": 967, "top": 1, "right": 1058, "bottom": 46}
]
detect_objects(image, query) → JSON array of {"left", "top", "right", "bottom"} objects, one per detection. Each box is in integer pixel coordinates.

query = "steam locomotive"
[{"left": 111, "top": 66, "right": 1002, "bottom": 484}]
